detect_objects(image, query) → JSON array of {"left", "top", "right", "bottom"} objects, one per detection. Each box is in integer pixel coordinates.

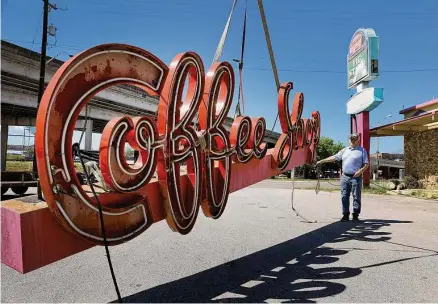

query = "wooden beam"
[
  {"left": 375, "top": 129, "right": 407, "bottom": 136},
  {"left": 427, "top": 121, "right": 438, "bottom": 130},
  {"left": 392, "top": 125, "right": 427, "bottom": 131}
]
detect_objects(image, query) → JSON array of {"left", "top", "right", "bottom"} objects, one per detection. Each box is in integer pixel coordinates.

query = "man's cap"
[{"left": 349, "top": 133, "right": 360, "bottom": 140}]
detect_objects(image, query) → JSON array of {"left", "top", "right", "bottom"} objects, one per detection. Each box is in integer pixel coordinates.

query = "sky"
[{"left": 2, "top": 0, "right": 438, "bottom": 153}]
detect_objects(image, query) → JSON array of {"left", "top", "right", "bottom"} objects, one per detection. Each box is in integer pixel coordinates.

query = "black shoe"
[
  {"left": 352, "top": 213, "right": 359, "bottom": 221},
  {"left": 341, "top": 215, "right": 350, "bottom": 222}
]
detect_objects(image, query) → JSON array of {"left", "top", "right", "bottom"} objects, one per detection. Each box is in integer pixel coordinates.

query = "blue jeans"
[{"left": 341, "top": 174, "right": 362, "bottom": 215}]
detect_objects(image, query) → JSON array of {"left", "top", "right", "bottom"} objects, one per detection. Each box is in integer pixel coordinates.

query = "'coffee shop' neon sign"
[{"left": 35, "top": 44, "right": 321, "bottom": 245}]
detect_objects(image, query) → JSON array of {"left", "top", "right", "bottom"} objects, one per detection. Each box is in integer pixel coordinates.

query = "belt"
[{"left": 343, "top": 173, "right": 355, "bottom": 177}]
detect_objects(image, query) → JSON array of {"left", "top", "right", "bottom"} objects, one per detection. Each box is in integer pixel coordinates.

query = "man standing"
[{"left": 316, "top": 133, "right": 369, "bottom": 222}]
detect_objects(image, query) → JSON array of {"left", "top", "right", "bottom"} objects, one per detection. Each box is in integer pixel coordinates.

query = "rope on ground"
[{"left": 290, "top": 168, "right": 317, "bottom": 223}]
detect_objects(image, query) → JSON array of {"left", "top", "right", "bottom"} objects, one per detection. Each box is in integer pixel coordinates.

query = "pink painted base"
[
  {"left": 1, "top": 200, "right": 93, "bottom": 274},
  {"left": 1, "top": 148, "right": 309, "bottom": 274}
]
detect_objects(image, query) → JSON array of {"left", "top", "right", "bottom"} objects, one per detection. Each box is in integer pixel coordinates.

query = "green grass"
[
  {"left": 6, "top": 154, "right": 26, "bottom": 161},
  {"left": 5, "top": 161, "right": 33, "bottom": 171},
  {"left": 74, "top": 163, "right": 84, "bottom": 173},
  {"left": 272, "top": 177, "right": 340, "bottom": 182},
  {"left": 291, "top": 186, "right": 337, "bottom": 192},
  {"left": 315, "top": 187, "right": 338, "bottom": 192},
  {"left": 5, "top": 161, "right": 84, "bottom": 173},
  {"left": 305, "top": 186, "right": 437, "bottom": 199},
  {"left": 271, "top": 177, "right": 308, "bottom": 181},
  {"left": 292, "top": 184, "right": 390, "bottom": 195},
  {"left": 364, "top": 187, "right": 389, "bottom": 195},
  {"left": 408, "top": 190, "right": 438, "bottom": 200}
]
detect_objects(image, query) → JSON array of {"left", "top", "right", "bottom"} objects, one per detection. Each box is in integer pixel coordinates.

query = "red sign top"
[{"left": 348, "top": 30, "right": 366, "bottom": 59}]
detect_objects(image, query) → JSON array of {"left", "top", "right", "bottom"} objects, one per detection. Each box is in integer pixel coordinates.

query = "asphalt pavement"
[
  {"left": 2, "top": 180, "right": 438, "bottom": 303},
  {"left": 255, "top": 179, "right": 340, "bottom": 190}
]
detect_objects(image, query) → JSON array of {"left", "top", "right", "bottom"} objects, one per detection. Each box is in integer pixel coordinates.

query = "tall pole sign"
[
  {"left": 347, "top": 28, "right": 379, "bottom": 90},
  {"left": 346, "top": 28, "right": 382, "bottom": 186}
]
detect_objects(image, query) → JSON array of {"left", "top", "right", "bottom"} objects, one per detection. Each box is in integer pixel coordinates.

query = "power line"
[
  {"left": 244, "top": 67, "right": 438, "bottom": 74},
  {"left": 68, "top": 8, "right": 219, "bottom": 18},
  {"left": 376, "top": 68, "right": 438, "bottom": 73},
  {"left": 253, "top": 57, "right": 432, "bottom": 65},
  {"left": 63, "top": 3, "right": 438, "bottom": 24},
  {"left": 263, "top": 8, "right": 438, "bottom": 16},
  {"left": 4, "top": 39, "right": 438, "bottom": 75},
  {"left": 85, "top": 0, "right": 223, "bottom": 9},
  {"left": 31, "top": 8, "right": 44, "bottom": 48},
  {"left": 64, "top": 8, "right": 438, "bottom": 25},
  {"left": 79, "top": 0, "right": 438, "bottom": 16},
  {"left": 4, "top": 39, "right": 84, "bottom": 51}
]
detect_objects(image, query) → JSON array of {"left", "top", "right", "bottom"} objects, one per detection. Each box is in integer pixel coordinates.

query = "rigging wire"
[
  {"left": 78, "top": 105, "right": 89, "bottom": 148},
  {"left": 233, "top": 0, "right": 248, "bottom": 117},
  {"left": 255, "top": 0, "right": 316, "bottom": 222},
  {"left": 212, "top": 0, "right": 238, "bottom": 65},
  {"left": 73, "top": 144, "right": 123, "bottom": 303}
]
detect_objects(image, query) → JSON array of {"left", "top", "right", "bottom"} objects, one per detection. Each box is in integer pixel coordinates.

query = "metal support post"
[
  {"left": 1, "top": 125, "right": 9, "bottom": 172},
  {"left": 84, "top": 120, "right": 93, "bottom": 151}
]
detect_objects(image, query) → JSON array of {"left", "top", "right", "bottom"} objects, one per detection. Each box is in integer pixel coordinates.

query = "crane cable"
[
  {"left": 212, "top": 0, "right": 238, "bottom": 65},
  {"left": 256, "top": 0, "right": 315, "bottom": 223},
  {"left": 234, "top": 0, "right": 248, "bottom": 118},
  {"left": 211, "top": 0, "right": 247, "bottom": 118},
  {"left": 194, "top": 0, "right": 238, "bottom": 127},
  {"left": 214, "top": 0, "right": 321, "bottom": 220}
]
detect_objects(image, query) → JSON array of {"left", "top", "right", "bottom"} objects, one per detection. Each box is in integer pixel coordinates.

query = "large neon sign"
[{"left": 35, "top": 44, "right": 320, "bottom": 245}]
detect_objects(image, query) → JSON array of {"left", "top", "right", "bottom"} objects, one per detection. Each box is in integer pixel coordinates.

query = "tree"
[
  {"left": 24, "top": 146, "right": 35, "bottom": 161},
  {"left": 295, "top": 136, "right": 345, "bottom": 178},
  {"left": 316, "top": 136, "right": 344, "bottom": 162},
  {"left": 315, "top": 136, "right": 344, "bottom": 176}
]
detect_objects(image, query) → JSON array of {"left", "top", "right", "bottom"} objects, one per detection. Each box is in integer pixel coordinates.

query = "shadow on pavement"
[{"left": 117, "top": 219, "right": 412, "bottom": 303}]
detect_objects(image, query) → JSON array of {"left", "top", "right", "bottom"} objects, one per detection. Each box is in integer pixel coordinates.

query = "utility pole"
[
  {"left": 34, "top": 1, "right": 59, "bottom": 200},
  {"left": 33, "top": 0, "right": 50, "bottom": 175},
  {"left": 36, "top": 0, "right": 59, "bottom": 110},
  {"left": 373, "top": 114, "right": 391, "bottom": 180}
]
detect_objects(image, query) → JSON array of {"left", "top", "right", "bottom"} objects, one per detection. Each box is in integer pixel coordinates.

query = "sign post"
[{"left": 347, "top": 28, "right": 382, "bottom": 186}]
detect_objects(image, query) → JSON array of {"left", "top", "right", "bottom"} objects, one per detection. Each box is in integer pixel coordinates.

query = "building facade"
[{"left": 370, "top": 99, "right": 438, "bottom": 189}]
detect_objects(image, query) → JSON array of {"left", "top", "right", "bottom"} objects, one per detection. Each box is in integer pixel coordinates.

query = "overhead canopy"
[{"left": 370, "top": 111, "right": 437, "bottom": 137}]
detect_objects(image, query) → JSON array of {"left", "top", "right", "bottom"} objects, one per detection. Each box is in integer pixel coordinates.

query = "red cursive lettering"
[
  {"left": 100, "top": 115, "right": 159, "bottom": 192},
  {"left": 157, "top": 52, "right": 205, "bottom": 235},
  {"left": 199, "top": 62, "right": 234, "bottom": 219},
  {"left": 35, "top": 44, "right": 321, "bottom": 246},
  {"left": 272, "top": 82, "right": 320, "bottom": 170}
]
